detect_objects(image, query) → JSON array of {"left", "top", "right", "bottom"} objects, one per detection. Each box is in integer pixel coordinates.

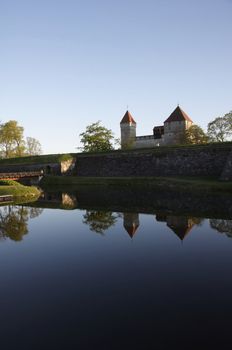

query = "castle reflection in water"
[
  {"left": 124, "top": 213, "right": 200, "bottom": 240},
  {"left": 40, "top": 192, "right": 202, "bottom": 239},
  {"left": 0, "top": 190, "right": 227, "bottom": 242}
]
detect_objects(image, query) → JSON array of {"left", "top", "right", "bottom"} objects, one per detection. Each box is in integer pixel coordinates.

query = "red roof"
[
  {"left": 164, "top": 106, "right": 193, "bottom": 123},
  {"left": 120, "top": 110, "right": 136, "bottom": 124}
]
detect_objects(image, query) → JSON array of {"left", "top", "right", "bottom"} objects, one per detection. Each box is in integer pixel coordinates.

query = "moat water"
[{"left": 0, "top": 187, "right": 232, "bottom": 349}]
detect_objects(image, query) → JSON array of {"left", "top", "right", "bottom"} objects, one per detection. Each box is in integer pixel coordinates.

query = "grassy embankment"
[
  {"left": 0, "top": 154, "right": 73, "bottom": 202},
  {"left": 0, "top": 180, "right": 41, "bottom": 200},
  {"left": 0, "top": 153, "right": 74, "bottom": 165}
]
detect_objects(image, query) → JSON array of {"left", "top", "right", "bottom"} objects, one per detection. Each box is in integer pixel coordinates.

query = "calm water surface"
[{"left": 0, "top": 190, "right": 232, "bottom": 349}]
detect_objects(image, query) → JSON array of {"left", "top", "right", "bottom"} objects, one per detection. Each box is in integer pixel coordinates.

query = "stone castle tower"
[
  {"left": 120, "top": 110, "right": 136, "bottom": 149},
  {"left": 120, "top": 106, "right": 193, "bottom": 149},
  {"left": 162, "top": 106, "right": 193, "bottom": 145}
]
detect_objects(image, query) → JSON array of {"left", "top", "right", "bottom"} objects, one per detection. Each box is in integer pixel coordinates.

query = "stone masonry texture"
[{"left": 74, "top": 144, "right": 232, "bottom": 178}]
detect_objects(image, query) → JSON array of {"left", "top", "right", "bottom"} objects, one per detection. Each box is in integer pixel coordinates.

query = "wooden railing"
[{"left": 0, "top": 171, "right": 43, "bottom": 180}]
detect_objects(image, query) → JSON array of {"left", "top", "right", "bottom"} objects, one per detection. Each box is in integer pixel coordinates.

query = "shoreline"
[
  {"left": 0, "top": 180, "right": 41, "bottom": 200},
  {"left": 40, "top": 175, "right": 232, "bottom": 195}
]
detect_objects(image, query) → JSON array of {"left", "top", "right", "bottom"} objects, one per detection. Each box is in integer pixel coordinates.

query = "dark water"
[{"left": 0, "top": 188, "right": 232, "bottom": 349}]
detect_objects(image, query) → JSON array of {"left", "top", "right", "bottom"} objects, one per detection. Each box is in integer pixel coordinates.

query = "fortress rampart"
[
  {"left": 0, "top": 144, "right": 231, "bottom": 181},
  {"left": 74, "top": 143, "right": 232, "bottom": 180}
]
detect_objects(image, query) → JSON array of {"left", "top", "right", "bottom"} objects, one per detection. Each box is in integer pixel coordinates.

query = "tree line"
[
  {"left": 0, "top": 120, "right": 42, "bottom": 158},
  {"left": 183, "top": 111, "right": 232, "bottom": 145},
  {"left": 79, "top": 111, "right": 232, "bottom": 152}
]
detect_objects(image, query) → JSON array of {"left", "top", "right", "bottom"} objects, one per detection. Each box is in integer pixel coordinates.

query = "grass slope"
[
  {"left": 0, "top": 180, "right": 41, "bottom": 198},
  {"left": 0, "top": 153, "right": 74, "bottom": 165}
]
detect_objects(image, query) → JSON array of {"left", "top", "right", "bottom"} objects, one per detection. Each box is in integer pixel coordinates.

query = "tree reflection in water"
[
  {"left": 82, "top": 211, "right": 118, "bottom": 235},
  {"left": 0, "top": 206, "right": 43, "bottom": 242},
  {"left": 210, "top": 219, "right": 232, "bottom": 238},
  {"left": 2, "top": 202, "right": 232, "bottom": 242}
]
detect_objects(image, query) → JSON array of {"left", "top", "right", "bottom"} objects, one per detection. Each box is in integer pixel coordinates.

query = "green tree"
[
  {"left": 0, "top": 120, "right": 25, "bottom": 157},
  {"left": 0, "top": 120, "right": 42, "bottom": 158},
  {"left": 79, "top": 121, "right": 118, "bottom": 152},
  {"left": 26, "top": 137, "right": 42, "bottom": 155},
  {"left": 207, "top": 112, "right": 232, "bottom": 142},
  {"left": 181, "top": 125, "right": 208, "bottom": 144}
]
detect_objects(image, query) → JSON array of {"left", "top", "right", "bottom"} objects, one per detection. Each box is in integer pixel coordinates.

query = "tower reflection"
[
  {"left": 156, "top": 214, "right": 203, "bottom": 240},
  {"left": 123, "top": 213, "right": 140, "bottom": 238}
]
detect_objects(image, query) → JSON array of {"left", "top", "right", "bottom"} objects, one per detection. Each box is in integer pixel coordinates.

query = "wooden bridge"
[{"left": 0, "top": 171, "right": 43, "bottom": 181}]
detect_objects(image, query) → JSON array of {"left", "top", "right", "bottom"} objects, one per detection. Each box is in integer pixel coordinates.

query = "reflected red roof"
[
  {"left": 124, "top": 223, "right": 139, "bottom": 238},
  {"left": 164, "top": 106, "right": 193, "bottom": 123},
  {"left": 167, "top": 225, "right": 193, "bottom": 241},
  {"left": 120, "top": 110, "right": 136, "bottom": 124}
]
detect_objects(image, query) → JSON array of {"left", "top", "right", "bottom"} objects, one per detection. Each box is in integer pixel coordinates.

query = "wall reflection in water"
[
  {"left": 0, "top": 206, "right": 43, "bottom": 242},
  {"left": 34, "top": 191, "right": 232, "bottom": 240},
  {"left": 1, "top": 188, "right": 232, "bottom": 242}
]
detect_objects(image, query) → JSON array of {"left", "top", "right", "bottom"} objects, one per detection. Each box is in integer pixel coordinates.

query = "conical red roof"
[
  {"left": 164, "top": 106, "right": 193, "bottom": 123},
  {"left": 120, "top": 110, "right": 136, "bottom": 124}
]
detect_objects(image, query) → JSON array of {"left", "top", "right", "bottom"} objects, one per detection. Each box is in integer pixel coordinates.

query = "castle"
[{"left": 120, "top": 105, "right": 193, "bottom": 149}]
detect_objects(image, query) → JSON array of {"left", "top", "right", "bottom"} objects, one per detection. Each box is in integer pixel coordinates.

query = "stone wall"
[
  {"left": 75, "top": 144, "right": 232, "bottom": 179},
  {"left": 220, "top": 150, "right": 232, "bottom": 181},
  {"left": 1, "top": 144, "right": 231, "bottom": 180},
  {"left": 60, "top": 159, "right": 76, "bottom": 175},
  {"left": 134, "top": 136, "right": 163, "bottom": 148},
  {"left": 0, "top": 162, "right": 61, "bottom": 175},
  {"left": 0, "top": 159, "right": 76, "bottom": 176}
]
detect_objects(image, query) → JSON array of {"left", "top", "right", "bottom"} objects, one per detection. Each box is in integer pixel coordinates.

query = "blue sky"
[{"left": 1, "top": 0, "right": 231, "bottom": 154}]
